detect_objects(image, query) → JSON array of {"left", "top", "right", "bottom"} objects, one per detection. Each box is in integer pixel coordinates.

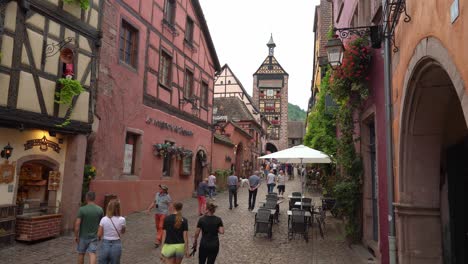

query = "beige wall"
[{"left": 0, "top": 128, "right": 68, "bottom": 207}]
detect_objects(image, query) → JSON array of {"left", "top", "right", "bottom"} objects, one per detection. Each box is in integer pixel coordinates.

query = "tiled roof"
[
  {"left": 213, "top": 133, "right": 235, "bottom": 147},
  {"left": 213, "top": 97, "right": 255, "bottom": 121},
  {"left": 288, "top": 121, "right": 306, "bottom": 138}
]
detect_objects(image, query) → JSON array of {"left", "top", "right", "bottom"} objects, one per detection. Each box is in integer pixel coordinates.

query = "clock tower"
[{"left": 253, "top": 35, "right": 289, "bottom": 153}]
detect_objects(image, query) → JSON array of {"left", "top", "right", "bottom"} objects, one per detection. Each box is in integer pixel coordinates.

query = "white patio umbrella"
[{"left": 258, "top": 145, "right": 332, "bottom": 206}]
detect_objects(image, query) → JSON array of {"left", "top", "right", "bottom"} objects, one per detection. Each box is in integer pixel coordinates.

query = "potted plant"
[{"left": 55, "top": 78, "right": 85, "bottom": 127}]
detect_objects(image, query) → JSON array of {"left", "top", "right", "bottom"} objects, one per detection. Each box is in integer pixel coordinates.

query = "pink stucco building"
[
  {"left": 331, "top": 0, "right": 388, "bottom": 262},
  {"left": 90, "top": 0, "right": 220, "bottom": 214}
]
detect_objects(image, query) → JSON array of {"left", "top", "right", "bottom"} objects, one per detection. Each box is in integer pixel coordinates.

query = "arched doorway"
[
  {"left": 234, "top": 143, "right": 243, "bottom": 177},
  {"left": 265, "top": 142, "right": 278, "bottom": 154},
  {"left": 194, "top": 150, "right": 206, "bottom": 190},
  {"left": 398, "top": 58, "right": 468, "bottom": 263},
  {"left": 15, "top": 156, "right": 60, "bottom": 216}
]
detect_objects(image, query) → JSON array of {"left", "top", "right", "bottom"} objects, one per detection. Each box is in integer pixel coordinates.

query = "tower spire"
[{"left": 267, "top": 34, "right": 276, "bottom": 56}]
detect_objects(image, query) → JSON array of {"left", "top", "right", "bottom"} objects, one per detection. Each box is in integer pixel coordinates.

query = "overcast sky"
[{"left": 199, "top": 0, "right": 320, "bottom": 111}]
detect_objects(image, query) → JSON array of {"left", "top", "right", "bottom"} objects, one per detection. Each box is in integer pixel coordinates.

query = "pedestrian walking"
[
  {"left": 248, "top": 171, "right": 261, "bottom": 211},
  {"left": 193, "top": 203, "right": 224, "bottom": 264},
  {"left": 74, "top": 191, "right": 104, "bottom": 264},
  {"left": 277, "top": 170, "right": 286, "bottom": 196},
  {"left": 266, "top": 170, "right": 277, "bottom": 193},
  {"left": 145, "top": 184, "right": 172, "bottom": 248},
  {"left": 207, "top": 173, "right": 217, "bottom": 200},
  {"left": 226, "top": 172, "right": 239, "bottom": 209},
  {"left": 97, "top": 199, "right": 126, "bottom": 264},
  {"left": 160, "top": 202, "right": 189, "bottom": 264},
  {"left": 197, "top": 178, "right": 209, "bottom": 216}
]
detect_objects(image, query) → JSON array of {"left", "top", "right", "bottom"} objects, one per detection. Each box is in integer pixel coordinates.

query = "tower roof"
[
  {"left": 267, "top": 34, "right": 276, "bottom": 48},
  {"left": 254, "top": 56, "right": 289, "bottom": 75}
]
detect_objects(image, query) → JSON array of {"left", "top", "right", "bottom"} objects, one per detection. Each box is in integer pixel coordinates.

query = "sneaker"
[
  {"left": 154, "top": 243, "right": 160, "bottom": 248},
  {"left": 235, "top": 204, "right": 239, "bottom": 207},
  {"left": 229, "top": 207, "right": 232, "bottom": 210}
]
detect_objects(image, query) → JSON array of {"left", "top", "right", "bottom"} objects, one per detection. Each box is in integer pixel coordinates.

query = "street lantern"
[{"left": 325, "top": 38, "right": 345, "bottom": 70}]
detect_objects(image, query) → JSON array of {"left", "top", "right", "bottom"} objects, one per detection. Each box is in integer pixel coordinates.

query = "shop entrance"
[
  {"left": 16, "top": 160, "right": 59, "bottom": 216},
  {"left": 234, "top": 143, "right": 244, "bottom": 177},
  {"left": 399, "top": 59, "right": 468, "bottom": 263},
  {"left": 194, "top": 150, "right": 206, "bottom": 190}
]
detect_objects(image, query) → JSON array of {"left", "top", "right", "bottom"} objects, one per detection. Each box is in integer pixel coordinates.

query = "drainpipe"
[{"left": 382, "top": 0, "right": 397, "bottom": 263}]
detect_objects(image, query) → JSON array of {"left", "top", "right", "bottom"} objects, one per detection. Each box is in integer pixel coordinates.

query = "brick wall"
[{"left": 16, "top": 215, "right": 61, "bottom": 241}]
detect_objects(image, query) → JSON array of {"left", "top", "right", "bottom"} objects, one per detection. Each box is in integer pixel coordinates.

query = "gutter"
[{"left": 382, "top": 0, "right": 397, "bottom": 263}]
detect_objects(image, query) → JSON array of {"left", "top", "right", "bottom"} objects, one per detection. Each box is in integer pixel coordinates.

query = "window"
[
  {"left": 119, "top": 20, "right": 138, "bottom": 67},
  {"left": 185, "top": 16, "right": 194, "bottom": 43},
  {"left": 184, "top": 69, "right": 194, "bottom": 98},
  {"left": 123, "top": 132, "right": 141, "bottom": 175},
  {"left": 200, "top": 82, "right": 209, "bottom": 108},
  {"left": 162, "top": 141, "right": 174, "bottom": 177},
  {"left": 159, "top": 51, "right": 172, "bottom": 88},
  {"left": 164, "top": 0, "right": 176, "bottom": 25}
]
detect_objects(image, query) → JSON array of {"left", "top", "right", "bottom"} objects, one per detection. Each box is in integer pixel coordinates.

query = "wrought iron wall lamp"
[
  {"left": 1, "top": 143, "right": 13, "bottom": 160},
  {"left": 326, "top": 0, "right": 412, "bottom": 68}
]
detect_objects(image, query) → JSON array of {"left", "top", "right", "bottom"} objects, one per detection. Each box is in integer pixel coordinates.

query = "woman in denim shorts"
[
  {"left": 97, "top": 199, "right": 126, "bottom": 264},
  {"left": 161, "top": 202, "right": 189, "bottom": 264}
]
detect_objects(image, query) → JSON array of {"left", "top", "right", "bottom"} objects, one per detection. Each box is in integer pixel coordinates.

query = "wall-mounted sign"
[
  {"left": 0, "top": 160, "right": 15, "bottom": 184},
  {"left": 146, "top": 117, "right": 194, "bottom": 136},
  {"left": 24, "top": 136, "right": 61, "bottom": 153},
  {"left": 213, "top": 116, "right": 227, "bottom": 122},
  {"left": 123, "top": 144, "right": 133, "bottom": 174},
  {"left": 48, "top": 171, "right": 61, "bottom": 191}
]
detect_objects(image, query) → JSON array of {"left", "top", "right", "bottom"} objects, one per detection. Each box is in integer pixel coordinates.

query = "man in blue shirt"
[
  {"left": 248, "top": 171, "right": 261, "bottom": 211},
  {"left": 227, "top": 172, "right": 239, "bottom": 209}
]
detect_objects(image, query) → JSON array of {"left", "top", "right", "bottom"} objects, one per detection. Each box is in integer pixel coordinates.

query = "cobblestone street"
[{"left": 0, "top": 177, "right": 365, "bottom": 264}]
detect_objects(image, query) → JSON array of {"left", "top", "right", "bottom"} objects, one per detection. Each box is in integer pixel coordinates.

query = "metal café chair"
[
  {"left": 288, "top": 208, "right": 308, "bottom": 242},
  {"left": 289, "top": 197, "right": 302, "bottom": 210},
  {"left": 264, "top": 199, "right": 279, "bottom": 222},
  {"left": 254, "top": 208, "right": 273, "bottom": 239}
]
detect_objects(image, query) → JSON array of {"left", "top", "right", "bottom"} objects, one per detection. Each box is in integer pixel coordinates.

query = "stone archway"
[
  {"left": 397, "top": 38, "right": 468, "bottom": 264},
  {"left": 265, "top": 142, "right": 278, "bottom": 153}
]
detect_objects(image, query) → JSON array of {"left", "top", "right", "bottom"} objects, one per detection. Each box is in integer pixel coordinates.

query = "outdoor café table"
[
  {"left": 287, "top": 195, "right": 306, "bottom": 199},
  {"left": 294, "top": 201, "right": 314, "bottom": 207}
]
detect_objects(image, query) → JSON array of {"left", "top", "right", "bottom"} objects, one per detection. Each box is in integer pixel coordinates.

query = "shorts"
[
  {"left": 161, "top": 243, "right": 185, "bottom": 258},
  {"left": 77, "top": 237, "right": 98, "bottom": 254},
  {"left": 277, "top": 185, "right": 285, "bottom": 192}
]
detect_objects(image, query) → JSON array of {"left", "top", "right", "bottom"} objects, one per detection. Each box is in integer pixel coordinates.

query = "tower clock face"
[{"left": 267, "top": 89, "right": 274, "bottom": 96}]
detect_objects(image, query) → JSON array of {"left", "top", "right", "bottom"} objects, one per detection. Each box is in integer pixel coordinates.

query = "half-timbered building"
[
  {"left": 0, "top": 0, "right": 102, "bottom": 240},
  {"left": 214, "top": 64, "right": 270, "bottom": 168},
  {"left": 90, "top": 0, "right": 220, "bottom": 214}
]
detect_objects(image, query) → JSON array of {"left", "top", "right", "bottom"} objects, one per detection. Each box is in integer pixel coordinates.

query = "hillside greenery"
[{"left": 288, "top": 103, "right": 307, "bottom": 121}]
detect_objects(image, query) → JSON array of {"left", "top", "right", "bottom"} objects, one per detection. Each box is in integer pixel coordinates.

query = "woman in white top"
[
  {"left": 277, "top": 170, "right": 286, "bottom": 196},
  {"left": 98, "top": 199, "right": 126, "bottom": 264}
]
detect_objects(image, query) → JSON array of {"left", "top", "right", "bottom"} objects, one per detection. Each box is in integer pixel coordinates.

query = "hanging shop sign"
[
  {"left": 0, "top": 160, "right": 16, "bottom": 184},
  {"left": 24, "top": 136, "right": 61, "bottom": 153},
  {"left": 145, "top": 117, "right": 194, "bottom": 137}
]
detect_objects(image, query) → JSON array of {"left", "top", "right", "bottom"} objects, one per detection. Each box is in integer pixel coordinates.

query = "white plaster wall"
[{"left": 0, "top": 128, "right": 68, "bottom": 208}]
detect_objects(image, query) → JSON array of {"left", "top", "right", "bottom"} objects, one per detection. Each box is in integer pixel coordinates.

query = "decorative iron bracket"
[
  {"left": 45, "top": 37, "right": 75, "bottom": 58},
  {"left": 333, "top": 25, "right": 383, "bottom": 49},
  {"left": 384, "top": 0, "right": 412, "bottom": 52}
]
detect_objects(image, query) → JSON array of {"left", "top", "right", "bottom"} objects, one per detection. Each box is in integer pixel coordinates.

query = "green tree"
[{"left": 288, "top": 103, "right": 307, "bottom": 121}]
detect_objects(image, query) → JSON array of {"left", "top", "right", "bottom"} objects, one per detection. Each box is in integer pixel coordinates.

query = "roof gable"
[{"left": 254, "top": 56, "right": 289, "bottom": 75}]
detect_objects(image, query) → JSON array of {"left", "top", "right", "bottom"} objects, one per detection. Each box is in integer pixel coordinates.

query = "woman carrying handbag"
[{"left": 98, "top": 199, "right": 126, "bottom": 264}]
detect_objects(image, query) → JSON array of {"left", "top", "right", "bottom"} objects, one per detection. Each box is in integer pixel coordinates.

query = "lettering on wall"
[
  {"left": 145, "top": 117, "right": 194, "bottom": 137},
  {"left": 24, "top": 136, "right": 61, "bottom": 153}
]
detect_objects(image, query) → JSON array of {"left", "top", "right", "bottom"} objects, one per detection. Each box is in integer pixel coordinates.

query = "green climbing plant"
[
  {"left": 81, "top": 165, "right": 96, "bottom": 204},
  {"left": 55, "top": 78, "right": 85, "bottom": 127},
  {"left": 63, "top": 0, "right": 90, "bottom": 10}
]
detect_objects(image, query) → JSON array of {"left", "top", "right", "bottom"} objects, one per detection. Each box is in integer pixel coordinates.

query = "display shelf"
[
  {"left": 0, "top": 217, "right": 15, "bottom": 223},
  {"left": 0, "top": 204, "right": 15, "bottom": 248}
]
